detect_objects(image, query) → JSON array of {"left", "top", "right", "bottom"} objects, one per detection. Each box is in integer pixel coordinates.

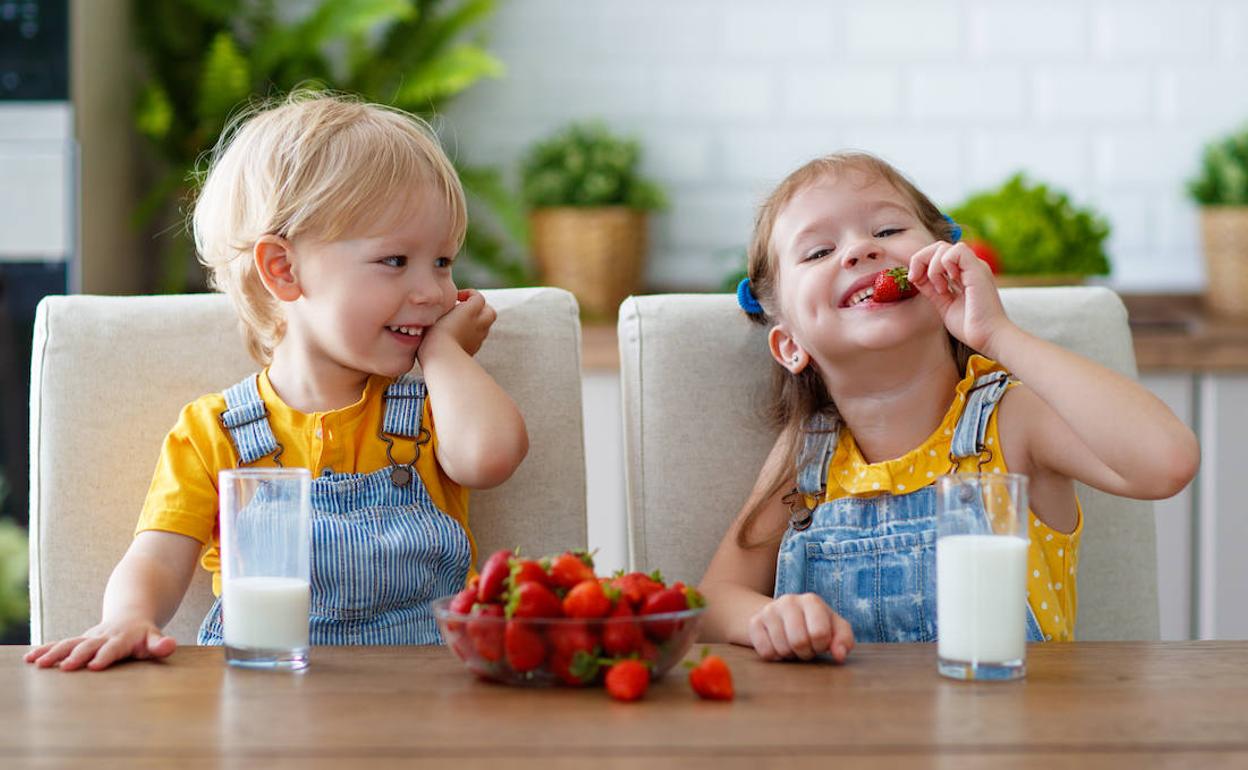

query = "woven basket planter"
[
  {"left": 530, "top": 206, "right": 647, "bottom": 320},
  {"left": 1200, "top": 206, "right": 1248, "bottom": 318}
]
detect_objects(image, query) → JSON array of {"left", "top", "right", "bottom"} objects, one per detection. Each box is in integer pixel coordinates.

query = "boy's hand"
[
  {"left": 420, "top": 289, "right": 496, "bottom": 360},
  {"left": 747, "top": 593, "right": 855, "bottom": 662},
  {"left": 24, "top": 617, "right": 177, "bottom": 671},
  {"left": 907, "top": 241, "right": 1015, "bottom": 355}
]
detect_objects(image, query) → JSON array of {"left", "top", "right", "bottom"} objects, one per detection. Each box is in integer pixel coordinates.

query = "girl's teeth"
[
  {"left": 390, "top": 326, "right": 422, "bottom": 336},
  {"left": 849, "top": 288, "right": 874, "bottom": 306}
]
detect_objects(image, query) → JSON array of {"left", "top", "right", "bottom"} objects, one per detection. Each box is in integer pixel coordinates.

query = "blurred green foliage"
[
  {"left": 948, "top": 174, "right": 1111, "bottom": 276},
  {"left": 520, "top": 122, "right": 667, "bottom": 211},
  {"left": 1189, "top": 124, "right": 1248, "bottom": 206},
  {"left": 133, "top": 0, "right": 530, "bottom": 291},
  {"left": 0, "top": 465, "right": 25, "bottom": 642}
]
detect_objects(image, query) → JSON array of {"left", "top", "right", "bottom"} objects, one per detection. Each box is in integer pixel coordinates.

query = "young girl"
[
  {"left": 699, "top": 152, "right": 1198, "bottom": 662},
  {"left": 26, "top": 92, "right": 528, "bottom": 670}
]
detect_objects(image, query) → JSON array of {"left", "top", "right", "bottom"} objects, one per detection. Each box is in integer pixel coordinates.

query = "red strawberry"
[
  {"left": 477, "top": 549, "right": 513, "bottom": 603},
  {"left": 549, "top": 651, "right": 591, "bottom": 686},
  {"left": 968, "top": 239, "right": 1001, "bottom": 274},
  {"left": 610, "top": 571, "right": 665, "bottom": 609},
  {"left": 445, "top": 586, "right": 477, "bottom": 633},
  {"left": 506, "top": 581, "right": 563, "bottom": 619},
  {"left": 466, "top": 603, "right": 505, "bottom": 662},
  {"left": 640, "top": 585, "right": 703, "bottom": 641},
  {"left": 546, "top": 620, "right": 599, "bottom": 658},
  {"left": 605, "top": 659, "right": 650, "bottom": 702},
  {"left": 563, "top": 579, "right": 612, "bottom": 619},
  {"left": 602, "top": 601, "right": 644, "bottom": 656},
  {"left": 504, "top": 620, "right": 547, "bottom": 672},
  {"left": 872, "top": 267, "right": 918, "bottom": 303},
  {"left": 548, "top": 551, "right": 597, "bottom": 589},
  {"left": 508, "top": 558, "right": 550, "bottom": 590},
  {"left": 686, "top": 648, "right": 734, "bottom": 701}
]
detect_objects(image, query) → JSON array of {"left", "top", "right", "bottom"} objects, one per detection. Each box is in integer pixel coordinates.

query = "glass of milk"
[
  {"left": 935, "top": 472, "right": 1029, "bottom": 681},
  {"left": 219, "top": 467, "right": 312, "bottom": 670}
]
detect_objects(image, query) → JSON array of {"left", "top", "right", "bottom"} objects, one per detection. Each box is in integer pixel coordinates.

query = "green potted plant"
[
  {"left": 520, "top": 122, "right": 667, "bottom": 319},
  {"left": 948, "top": 174, "right": 1111, "bottom": 286},
  {"left": 1188, "top": 123, "right": 1248, "bottom": 317},
  {"left": 133, "top": 0, "right": 529, "bottom": 291}
]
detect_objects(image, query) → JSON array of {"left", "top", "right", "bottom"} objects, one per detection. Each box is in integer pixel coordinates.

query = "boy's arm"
[
  {"left": 26, "top": 530, "right": 202, "bottom": 670},
  {"left": 418, "top": 290, "right": 528, "bottom": 489}
]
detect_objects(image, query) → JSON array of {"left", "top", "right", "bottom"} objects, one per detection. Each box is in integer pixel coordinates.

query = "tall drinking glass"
[
  {"left": 219, "top": 467, "right": 312, "bottom": 670},
  {"left": 935, "top": 472, "right": 1029, "bottom": 681}
]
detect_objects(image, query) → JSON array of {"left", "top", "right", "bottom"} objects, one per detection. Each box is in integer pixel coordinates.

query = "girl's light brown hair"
[
  {"left": 736, "top": 151, "right": 971, "bottom": 549},
  {"left": 191, "top": 90, "right": 467, "bottom": 364}
]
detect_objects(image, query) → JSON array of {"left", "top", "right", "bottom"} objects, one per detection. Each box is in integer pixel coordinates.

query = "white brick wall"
[{"left": 446, "top": 0, "right": 1248, "bottom": 292}]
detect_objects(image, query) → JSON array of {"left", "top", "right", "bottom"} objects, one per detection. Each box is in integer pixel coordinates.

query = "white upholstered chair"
[
  {"left": 618, "top": 287, "right": 1159, "bottom": 641},
  {"left": 29, "top": 287, "right": 587, "bottom": 644}
]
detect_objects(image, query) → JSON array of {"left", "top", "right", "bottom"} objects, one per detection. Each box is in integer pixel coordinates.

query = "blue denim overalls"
[
  {"left": 774, "top": 372, "right": 1044, "bottom": 643},
  {"left": 197, "top": 373, "right": 473, "bottom": 645}
]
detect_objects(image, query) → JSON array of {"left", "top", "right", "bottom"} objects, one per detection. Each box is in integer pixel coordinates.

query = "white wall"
[{"left": 445, "top": 0, "right": 1248, "bottom": 293}]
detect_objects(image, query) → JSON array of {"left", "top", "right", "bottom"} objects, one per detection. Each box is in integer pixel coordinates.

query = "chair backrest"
[
  {"left": 29, "top": 288, "right": 587, "bottom": 644},
  {"left": 619, "top": 286, "right": 1159, "bottom": 641}
]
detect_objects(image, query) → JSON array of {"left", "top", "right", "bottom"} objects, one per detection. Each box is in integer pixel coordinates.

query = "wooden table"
[{"left": 4, "top": 642, "right": 1247, "bottom": 768}]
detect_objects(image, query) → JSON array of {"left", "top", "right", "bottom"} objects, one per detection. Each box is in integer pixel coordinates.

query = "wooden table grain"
[{"left": 4, "top": 642, "right": 1247, "bottom": 768}]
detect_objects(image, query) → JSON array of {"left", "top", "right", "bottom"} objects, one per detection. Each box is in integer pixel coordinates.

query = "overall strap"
[
  {"left": 950, "top": 371, "right": 1012, "bottom": 465},
  {"left": 219, "top": 374, "right": 282, "bottom": 466},
  {"left": 795, "top": 412, "right": 840, "bottom": 497},
  {"left": 381, "top": 374, "right": 428, "bottom": 439}
]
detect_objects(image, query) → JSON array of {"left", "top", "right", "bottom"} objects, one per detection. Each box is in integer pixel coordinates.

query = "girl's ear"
[
  {"left": 768, "top": 324, "right": 809, "bottom": 374},
  {"left": 254, "top": 235, "right": 301, "bottom": 302}
]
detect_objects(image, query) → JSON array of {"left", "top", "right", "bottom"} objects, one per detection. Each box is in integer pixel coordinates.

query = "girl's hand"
[
  {"left": 747, "top": 593, "right": 855, "bottom": 662},
  {"left": 24, "top": 617, "right": 177, "bottom": 671},
  {"left": 908, "top": 241, "right": 1014, "bottom": 354},
  {"left": 421, "top": 289, "right": 496, "bottom": 360}
]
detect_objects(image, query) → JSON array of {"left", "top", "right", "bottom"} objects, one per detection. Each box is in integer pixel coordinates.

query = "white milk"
[
  {"left": 223, "top": 576, "right": 311, "bottom": 650},
  {"left": 936, "top": 534, "right": 1028, "bottom": 664}
]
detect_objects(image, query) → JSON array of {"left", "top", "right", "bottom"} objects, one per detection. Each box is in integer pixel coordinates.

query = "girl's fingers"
[
  {"left": 58, "top": 637, "right": 108, "bottom": 671},
  {"left": 24, "top": 642, "right": 56, "bottom": 663},
  {"left": 907, "top": 242, "right": 943, "bottom": 286},
  {"left": 927, "top": 243, "right": 953, "bottom": 294},
  {"left": 748, "top": 615, "right": 776, "bottom": 660},
  {"left": 761, "top": 610, "right": 795, "bottom": 660},
  {"left": 146, "top": 632, "right": 177, "bottom": 659},
  {"left": 827, "top": 612, "right": 856, "bottom": 662},
  {"left": 800, "top": 597, "right": 835, "bottom": 656},
  {"left": 87, "top": 635, "right": 136, "bottom": 670},
  {"left": 35, "top": 637, "right": 85, "bottom": 668},
  {"left": 781, "top": 605, "right": 816, "bottom": 660}
]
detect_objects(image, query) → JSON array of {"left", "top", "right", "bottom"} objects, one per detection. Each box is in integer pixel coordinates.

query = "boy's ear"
[
  {"left": 254, "top": 235, "right": 301, "bottom": 302},
  {"left": 768, "top": 324, "right": 809, "bottom": 374}
]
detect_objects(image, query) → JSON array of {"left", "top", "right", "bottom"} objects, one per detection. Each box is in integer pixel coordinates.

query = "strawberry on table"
[
  {"left": 605, "top": 659, "right": 650, "bottom": 702},
  {"left": 686, "top": 648, "right": 734, "bottom": 701},
  {"left": 871, "top": 267, "right": 918, "bottom": 304}
]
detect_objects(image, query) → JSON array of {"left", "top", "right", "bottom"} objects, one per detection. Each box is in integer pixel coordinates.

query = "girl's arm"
[
  {"left": 25, "top": 530, "right": 202, "bottom": 670},
  {"left": 418, "top": 289, "right": 529, "bottom": 489},
  {"left": 909, "top": 243, "right": 1200, "bottom": 500},
  {"left": 699, "top": 431, "right": 855, "bottom": 662}
]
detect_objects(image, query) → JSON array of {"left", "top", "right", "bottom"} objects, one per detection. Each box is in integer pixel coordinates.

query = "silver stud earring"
[{"left": 791, "top": 355, "right": 800, "bottom": 365}]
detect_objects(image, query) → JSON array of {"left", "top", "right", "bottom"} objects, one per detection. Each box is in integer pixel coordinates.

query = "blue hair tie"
[
  {"left": 942, "top": 214, "right": 962, "bottom": 244},
  {"left": 737, "top": 277, "right": 764, "bottom": 315}
]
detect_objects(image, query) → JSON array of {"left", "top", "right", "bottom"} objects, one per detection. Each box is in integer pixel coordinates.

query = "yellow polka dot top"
[{"left": 807, "top": 355, "right": 1081, "bottom": 642}]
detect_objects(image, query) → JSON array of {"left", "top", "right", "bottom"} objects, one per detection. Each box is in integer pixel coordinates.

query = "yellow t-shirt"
[
  {"left": 135, "top": 370, "right": 474, "bottom": 596},
  {"left": 807, "top": 355, "right": 1081, "bottom": 642}
]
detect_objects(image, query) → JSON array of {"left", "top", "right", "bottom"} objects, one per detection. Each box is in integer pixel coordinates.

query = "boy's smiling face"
[
  {"left": 280, "top": 184, "right": 460, "bottom": 384},
  {"left": 767, "top": 169, "right": 946, "bottom": 368}
]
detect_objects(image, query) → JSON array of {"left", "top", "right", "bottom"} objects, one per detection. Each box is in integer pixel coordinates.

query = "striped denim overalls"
[
  {"left": 197, "top": 373, "right": 473, "bottom": 645},
  {"left": 774, "top": 372, "right": 1045, "bottom": 643}
]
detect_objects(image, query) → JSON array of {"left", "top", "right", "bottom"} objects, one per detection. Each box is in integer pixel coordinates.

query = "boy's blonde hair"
[
  {"left": 736, "top": 152, "right": 970, "bottom": 548},
  {"left": 192, "top": 90, "right": 467, "bottom": 364}
]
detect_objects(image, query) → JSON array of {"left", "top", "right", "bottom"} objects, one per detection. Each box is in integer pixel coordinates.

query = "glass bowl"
[{"left": 432, "top": 595, "right": 705, "bottom": 687}]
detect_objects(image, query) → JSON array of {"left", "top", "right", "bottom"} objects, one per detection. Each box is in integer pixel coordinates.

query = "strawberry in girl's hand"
[
  {"left": 686, "top": 648, "right": 734, "bottom": 701},
  {"left": 605, "top": 659, "right": 650, "bottom": 702},
  {"left": 872, "top": 267, "right": 918, "bottom": 303},
  {"left": 967, "top": 240, "right": 1001, "bottom": 274}
]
